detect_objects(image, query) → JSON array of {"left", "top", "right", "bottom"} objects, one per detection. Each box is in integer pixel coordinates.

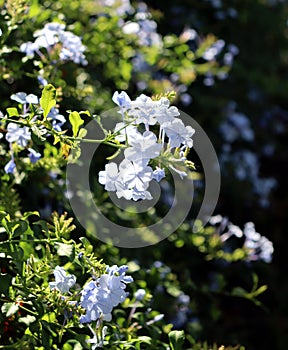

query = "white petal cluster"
[
  {"left": 209, "top": 215, "right": 274, "bottom": 263},
  {"left": 98, "top": 91, "right": 195, "bottom": 201},
  {"left": 20, "top": 22, "right": 87, "bottom": 65},
  {"left": 80, "top": 265, "right": 133, "bottom": 323}
]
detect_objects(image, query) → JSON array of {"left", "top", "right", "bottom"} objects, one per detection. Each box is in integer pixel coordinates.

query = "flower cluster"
[
  {"left": 48, "top": 264, "right": 133, "bottom": 324},
  {"left": 219, "top": 102, "right": 277, "bottom": 207},
  {"left": 79, "top": 265, "right": 133, "bottom": 323},
  {"left": 209, "top": 215, "right": 274, "bottom": 263},
  {"left": 20, "top": 22, "right": 87, "bottom": 65},
  {"left": 0, "top": 90, "right": 67, "bottom": 174},
  {"left": 98, "top": 91, "right": 195, "bottom": 200}
]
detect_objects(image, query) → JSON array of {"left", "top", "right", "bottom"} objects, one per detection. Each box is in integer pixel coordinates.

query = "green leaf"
[
  {"left": 169, "top": 330, "right": 185, "bottom": 350},
  {"left": 6, "top": 107, "right": 19, "bottom": 117},
  {"left": 0, "top": 274, "right": 12, "bottom": 295},
  {"left": 40, "top": 84, "right": 57, "bottom": 119},
  {"left": 69, "top": 111, "right": 84, "bottom": 137}
]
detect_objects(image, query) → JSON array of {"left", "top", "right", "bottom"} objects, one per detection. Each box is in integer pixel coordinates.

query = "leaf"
[
  {"left": 69, "top": 111, "right": 84, "bottom": 137},
  {"left": 6, "top": 107, "right": 19, "bottom": 117},
  {"left": 40, "top": 84, "right": 57, "bottom": 119},
  {"left": 0, "top": 274, "right": 12, "bottom": 295},
  {"left": 169, "top": 330, "right": 185, "bottom": 350}
]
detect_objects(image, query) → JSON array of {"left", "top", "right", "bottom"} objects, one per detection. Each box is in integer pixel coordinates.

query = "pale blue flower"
[
  {"left": 47, "top": 107, "right": 66, "bottom": 131},
  {"left": 6, "top": 123, "right": 31, "bottom": 147},
  {"left": 28, "top": 148, "right": 41, "bottom": 163},
  {"left": 112, "top": 91, "right": 131, "bottom": 108},
  {"left": 134, "top": 288, "right": 146, "bottom": 301},
  {"left": 38, "top": 76, "right": 48, "bottom": 86},
  {"left": 131, "top": 188, "right": 153, "bottom": 200},
  {"left": 49, "top": 266, "right": 76, "bottom": 293},
  {"left": 152, "top": 167, "right": 165, "bottom": 182},
  {"left": 21, "top": 22, "right": 87, "bottom": 65},
  {"left": 11, "top": 92, "right": 38, "bottom": 105},
  {"left": 59, "top": 31, "right": 87, "bottom": 65},
  {"left": 243, "top": 222, "right": 274, "bottom": 263},
  {"left": 80, "top": 265, "right": 133, "bottom": 324},
  {"left": 124, "top": 131, "right": 161, "bottom": 163},
  {"left": 119, "top": 159, "right": 153, "bottom": 192},
  {"left": 4, "top": 159, "right": 16, "bottom": 174},
  {"left": 98, "top": 162, "right": 119, "bottom": 191},
  {"left": 163, "top": 119, "right": 194, "bottom": 148},
  {"left": 114, "top": 122, "right": 139, "bottom": 142},
  {"left": 20, "top": 41, "right": 37, "bottom": 57}
]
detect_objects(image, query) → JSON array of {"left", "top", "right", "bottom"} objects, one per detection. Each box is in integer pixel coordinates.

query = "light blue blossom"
[
  {"left": 114, "top": 122, "right": 139, "bottom": 143},
  {"left": 28, "top": 148, "right": 41, "bottom": 164},
  {"left": 134, "top": 288, "right": 146, "bottom": 301},
  {"left": 124, "top": 131, "right": 161, "bottom": 163},
  {"left": 152, "top": 167, "right": 165, "bottom": 182},
  {"left": 163, "top": 118, "right": 195, "bottom": 148},
  {"left": 59, "top": 31, "right": 88, "bottom": 65},
  {"left": 37, "top": 76, "right": 48, "bottom": 86},
  {"left": 80, "top": 264, "right": 133, "bottom": 324},
  {"left": 112, "top": 91, "right": 131, "bottom": 108},
  {"left": 243, "top": 222, "right": 274, "bottom": 263},
  {"left": 10, "top": 92, "right": 38, "bottom": 105},
  {"left": 49, "top": 266, "right": 76, "bottom": 293},
  {"left": 127, "top": 95, "right": 179, "bottom": 126},
  {"left": 47, "top": 107, "right": 66, "bottom": 132},
  {"left": 6, "top": 123, "right": 31, "bottom": 147},
  {"left": 20, "top": 22, "right": 87, "bottom": 65},
  {"left": 99, "top": 0, "right": 133, "bottom": 16},
  {"left": 4, "top": 159, "right": 16, "bottom": 174},
  {"left": 119, "top": 159, "right": 153, "bottom": 192},
  {"left": 98, "top": 162, "right": 119, "bottom": 191}
]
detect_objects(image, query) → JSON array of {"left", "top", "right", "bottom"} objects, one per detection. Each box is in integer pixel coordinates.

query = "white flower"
[
  {"left": 80, "top": 265, "right": 133, "bottom": 324},
  {"left": 112, "top": 91, "right": 131, "bottom": 108},
  {"left": 6, "top": 123, "right": 31, "bottom": 147},
  {"left": 11, "top": 92, "right": 38, "bottom": 105},
  {"left": 124, "top": 131, "right": 161, "bottom": 163},
  {"left": 163, "top": 118, "right": 195, "bottom": 148},
  {"left": 120, "top": 159, "right": 153, "bottom": 191},
  {"left": 98, "top": 162, "right": 119, "bottom": 191},
  {"left": 114, "top": 122, "right": 139, "bottom": 142},
  {"left": 49, "top": 266, "right": 76, "bottom": 293},
  {"left": 122, "top": 21, "right": 140, "bottom": 34}
]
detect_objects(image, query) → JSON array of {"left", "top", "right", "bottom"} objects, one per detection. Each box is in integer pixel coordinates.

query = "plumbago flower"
[
  {"left": 49, "top": 266, "right": 76, "bottom": 293},
  {"left": 20, "top": 22, "right": 87, "bottom": 66},
  {"left": 209, "top": 215, "right": 274, "bottom": 263},
  {"left": 79, "top": 265, "right": 133, "bottom": 323},
  {"left": 5, "top": 123, "right": 31, "bottom": 147},
  {"left": 98, "top": 91, "right": 195, "bottom": 201},
  {"left": 0, "top": 89, "right": 66, "bottom": 174}
]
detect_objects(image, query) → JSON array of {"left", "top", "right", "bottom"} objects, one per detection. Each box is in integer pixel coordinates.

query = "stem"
[{"left": 0, "top": 238, "right": 59, "bottom": 245}]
